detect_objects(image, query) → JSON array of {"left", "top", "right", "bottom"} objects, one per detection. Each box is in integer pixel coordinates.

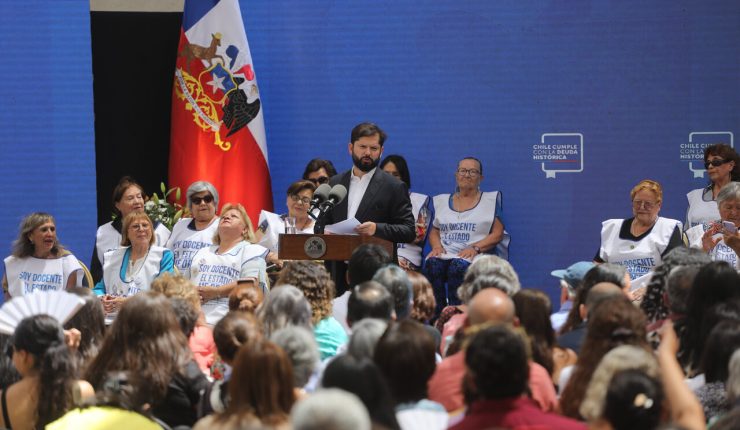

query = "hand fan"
[{"left": 0, "top": 290, "right": 86, "bottom": 335}]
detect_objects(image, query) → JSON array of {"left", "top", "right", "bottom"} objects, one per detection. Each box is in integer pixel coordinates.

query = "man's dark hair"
[
  {"left": 347, "top": 281, "right": 395, "bottom": 325},
  {"left": 348, "top": 244, "right": 392, "bottom": 286},
  {"left": 465, "top": 325, "right": 529, "bottom": 399},
  {"left": 373, "top": 265, "right": 412, "bottom": 319},
  {"left": 169, "top": 298, "right": 198, "bottom": 338},
  {"left": 666, "top": 265, "right": 700, "bottom": 315},
  {"left": 350, "top": 122, "right": 387, "bottom": 146},
  {"left": 302, "top": 158, "right": 337, "bottom": 179}
]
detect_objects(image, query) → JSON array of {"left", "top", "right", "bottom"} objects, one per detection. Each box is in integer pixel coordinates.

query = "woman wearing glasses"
[
  {"left": 255, "top": 180, "right": 317, "bottom": 268},
  {"left": 596, "top": 179, "right": 682, "bottom": 294},
  {"left": 685, "top": 181, "right": 740, "bottom": 269},
  {"left": 685, "top": 144, "right": 739, "bottom": 229},
  {"left": 423, "top": 157, "right": 509, "bottom": 315},
  {"left": 166, "top": 181, "right": 221, "bottom": 273},
  {"left": 94, "top": 212, "right": 175, "bottom": 322},
  {"left": 91, "top": 176, "right": 171, "bottom": 282}
]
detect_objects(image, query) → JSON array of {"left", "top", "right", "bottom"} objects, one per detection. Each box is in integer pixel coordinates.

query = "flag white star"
[{"left": 207, "top": 74, "right": 226, "bottom": 94}]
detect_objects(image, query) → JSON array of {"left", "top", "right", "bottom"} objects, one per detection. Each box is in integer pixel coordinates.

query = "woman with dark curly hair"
[
  {"left": 559, "top": 296, "right": 650, "bottom": 419},
  {"left": 84, "top": 291, "right": 208, "bottom": 428},
  {"left": 1, "top": 315, "right": 94, "bottom": 429},
  {"left": 276, "top": 261, "right": 347, "bottom": 359}
]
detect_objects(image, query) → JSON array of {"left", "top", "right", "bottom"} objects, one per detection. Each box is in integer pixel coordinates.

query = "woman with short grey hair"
[
  {"left": 271, "top": 326, "right": 320, "bottom": 392},
  {"left": 166, "top": 180, "right": 221, "bottom": 272},
  {"left": 685, "top": 181, "right": 740, "bottom": 269},
  {"left": 257, "top": 285, "right": 313, "bottom": 336}
]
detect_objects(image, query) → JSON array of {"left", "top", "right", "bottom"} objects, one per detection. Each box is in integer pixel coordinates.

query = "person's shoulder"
[{"left": 329, "top": 170, "right": 350, "bottom": 186}]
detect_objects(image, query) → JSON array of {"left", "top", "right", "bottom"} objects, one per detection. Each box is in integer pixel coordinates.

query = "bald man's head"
[{"left": 468, "top": 288, "right": 516, "bottom": 326}]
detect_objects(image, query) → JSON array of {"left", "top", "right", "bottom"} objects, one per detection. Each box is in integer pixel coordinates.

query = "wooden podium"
[{"left": 277, "top": 234, "right": 393, "bottom": 261}]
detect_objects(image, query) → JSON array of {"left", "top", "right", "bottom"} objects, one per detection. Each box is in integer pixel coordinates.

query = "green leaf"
[
  {"left": 160, "top": 182, "right": 166, "bottom": 194},
  {"left": 152, "top": 194, "right": 159, "bottom": 204},
  {"left": 174, "top": 209, "right": 183, "bottom": 223},
  {"left": 175, "top": 187, "right": 181, "bottom": 201}
]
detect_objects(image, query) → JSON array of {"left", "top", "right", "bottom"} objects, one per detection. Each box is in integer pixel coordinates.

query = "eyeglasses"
[
  {"left": 290, "top": 194, "right": 311, "bottom": 205},
  {"left": 632, "top": 200, "right": 657, "bottom": 210},
  {"left": 308, "top": 176, "right": 329, "bottom": 185},
  {"left": 705, "top": 158, "right": 732, "bottom": 169},
  {"left": 128, "top": 223, "right": 151, "bottom": 231},
  {"left": 456, "top": 168, "right": 481, "bottom": 177},
  {"left": 191, "top": 195, "right": 214, "bottom": 205}
]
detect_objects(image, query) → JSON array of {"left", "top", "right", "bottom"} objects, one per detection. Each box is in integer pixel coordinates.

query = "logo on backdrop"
[
  {"left": 680, "top": 132, "right": 734, "bottom": 178},
  {"left": 175, "top": 32, "right": 261, "bottom": 152},
  {"left": 533, "top": 133, "right": 584, "bottom": 178}
]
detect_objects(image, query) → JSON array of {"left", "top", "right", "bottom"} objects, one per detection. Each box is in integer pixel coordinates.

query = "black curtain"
[{"left": 90, "top": 11, "right": 182, "bottom": 226}]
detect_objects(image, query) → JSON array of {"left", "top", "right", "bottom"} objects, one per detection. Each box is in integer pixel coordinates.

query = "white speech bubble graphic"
[
  {"left": 537, "top": 133, "right": 584, "bottom": 179},
  {"left": 687, "top": 132, "right": 734, "bottom": 178}
]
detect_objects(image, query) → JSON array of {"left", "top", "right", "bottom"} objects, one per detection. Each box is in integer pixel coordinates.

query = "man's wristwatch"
[{"left": 472, "top": 245, "right": 481, "bottom": 254}]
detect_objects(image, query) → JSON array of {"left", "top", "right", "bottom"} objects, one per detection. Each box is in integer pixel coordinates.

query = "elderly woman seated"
[{"left": 685, "top": 181, "right": 740, "bottom": 269}]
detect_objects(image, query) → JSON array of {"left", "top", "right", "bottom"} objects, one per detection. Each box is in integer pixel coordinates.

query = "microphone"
[
  {"left": 320, "top": 184, "right": 348, "bottom": 212},
  {"left": 309, "top": 183, "right": 331, "bottom": 211}
]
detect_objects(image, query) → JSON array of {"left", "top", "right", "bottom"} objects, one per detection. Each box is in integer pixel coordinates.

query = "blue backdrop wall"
[{"left": 1, "top": 1, "right": 739, "bottom": 304}]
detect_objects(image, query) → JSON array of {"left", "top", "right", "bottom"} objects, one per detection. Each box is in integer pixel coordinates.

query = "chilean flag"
[{"left": 169, "top": 0, "right": 272, "bottom": 225}]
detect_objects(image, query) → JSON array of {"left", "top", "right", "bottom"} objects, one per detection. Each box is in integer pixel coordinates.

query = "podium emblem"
[{"left": 304, "top": 236, "right": 327, "bottom": 259}]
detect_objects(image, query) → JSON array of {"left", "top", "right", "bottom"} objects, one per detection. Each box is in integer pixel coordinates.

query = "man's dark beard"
[{"left": 352, "top": 154, "right": 378, "bottom": 172}]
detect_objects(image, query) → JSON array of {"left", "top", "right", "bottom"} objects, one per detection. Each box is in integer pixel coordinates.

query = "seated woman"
[
  {"left": 84, "top": 292, "right": 208, "bottom": 428},
  {"left": 0, "top": 315, "right": 95, "bottom": 430},
  {"left": 91, "top": 176, "right": 170, "bottom": 282},
  {"left": 3, "top": 212, "right": 82, "bottom": 300},
  {"left": 193, "top": 339, "right": 294, "bottom": 430},
  {"left": 188, "top": 203, "right": 268, "bottom": 325},
  {"left": 423, "top": 157, "right": 509, "bottom": 315},
  {"left": 254, "top": 180, "right": 316, "bottom": 269},
  {"left": 595, "top": 179, "right": 683, "bottom": 292},
  {"left": 93, "top": 212, "right": 174, "bottom": 322},
  {"left": 381, "top": 154, "right": 431, "bottom": 272},
  {"left": 276, "top": 261, "right": 348, "bottom": 359},
  {"left": 685, "top": 143, "right": 739, "bottom": 229},
  {"left": 166, "top": 181, "right": 221, "bottom": 273},
  {"left": 685, "top": 181, "right": 740, "bottom": 269}
]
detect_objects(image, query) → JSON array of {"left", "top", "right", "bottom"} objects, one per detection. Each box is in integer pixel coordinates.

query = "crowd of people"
[{"left": 0, "top": 123, "right": 739, "bottom": 429}]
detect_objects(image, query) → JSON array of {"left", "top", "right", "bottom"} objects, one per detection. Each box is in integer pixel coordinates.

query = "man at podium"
[{"left": 323, "top": 122, "right": 415, "bottom": 295}]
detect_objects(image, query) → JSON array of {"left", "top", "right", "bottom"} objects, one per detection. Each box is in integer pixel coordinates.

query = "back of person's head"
[
  {"left": 84, "top": 292, "right": 191, "bottom": 404},
  {"left": 0, "top": 334, "right": 20, "bottom": 390},
  {"left": 277, "top": 261, "right": 335, "bottom": 324},
  {"left": 65, "top": 286, "right": 106, "bottom": 365},
  {"left": 92, "top": 371, "right": 151, "bottom": 415},
  {"left": 150, "top": 273, "right": 200, "bottom": 310},
  {"left": 464, "top": 325, "right": 529, "bottom": 400},
  {"left": 700, "top": 320, "right": 740, "bottom": 383},
  {"left": 348, "top": 244, "right": 392, "bottom": 286},
  {"left": 512, "top": 289, "right": 556, "bottom": 375},
  {"left": 683, "top": 261, "right": 740, "bottom": 369},
  {"left": 467, "top": 287, "right": 516, "bottom": 326},
  {"left": 559, "top": 296, "right": 649, "bottom": 419},
  {"left": 322, "top": 354, "right": 400, "bottom": 430},
  {"left": 291, "top": 389, "right": 371, "bottom": 430},
  {"left": 584, "top": 282, "right": 624, "bottom": 314},
  {"left": 580, "top": 345, "right": 660, "bottom": 421},
  {"left": 13, "top": 314, "right": 76, "bottom": 427},
  {"left": 347, "top": 281, "right": 395, "bottom": 326},
  {"left": 374, "top": 320, "right": 436, "bottom": 405},
  {"left": 665, "top": 265, "right": 700, "bottom": 315},
  {"left": 602, "top": 369, "right": 663, "bottom": 430},
  {"left": 227, "top": 339, "right": 295, "bottom": 426},
  {"left": 407, "top": 271, "right": 435, "bottom": 323},
  {"left": 213, "top": 311, "right": 263, "bottom": 364},
  {"left": 457, "top": 255, "right": 521, "bottom": 301},
  {"left": 562, "top": 264, "right": 628, "bottom": 334},
  {"left": 228, "top": 283, "right": 264, "bottom": 313},
  {"left": 372, "top": 265, "right": 413, "bottom": 319},
  {"left": 347, "top": 318, "right": 388, "bottom": 360},
  {"left": 169, "top": 298, "right": 199, "bottom": 338},
  {"left": 271, "top": 326, "right": 320, "bottom": 388},
  {"left": 257, "top": 285, "right": 313, "bottom": 336}
]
